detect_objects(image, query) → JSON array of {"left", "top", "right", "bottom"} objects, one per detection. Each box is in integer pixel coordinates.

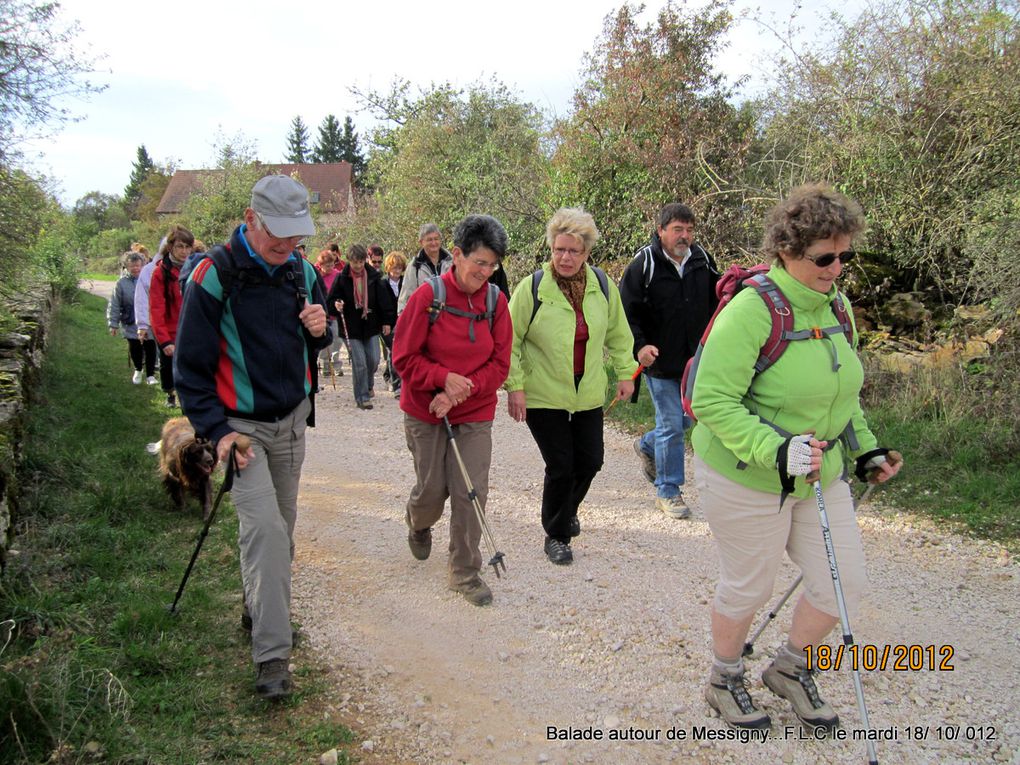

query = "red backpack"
[{"left": 680, "top": 264, "right": 854, "bottom": 420}]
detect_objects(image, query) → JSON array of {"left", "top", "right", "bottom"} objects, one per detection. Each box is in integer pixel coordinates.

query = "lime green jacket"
[
  {"left": 506, "top": 263, "right": 638, "bottom": 412},
  {"left": 690, "top": 265, "right": 878, "bottom": 498}
]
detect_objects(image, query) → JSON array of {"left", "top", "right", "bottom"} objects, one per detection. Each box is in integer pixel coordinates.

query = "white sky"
[{"left": 20, "top": 0, "right": 863, "bottom": 206}]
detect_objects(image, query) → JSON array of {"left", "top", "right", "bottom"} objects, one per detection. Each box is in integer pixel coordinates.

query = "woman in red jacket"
[{"left": 150, "top": 225, "right": 195, "bottom": 407}]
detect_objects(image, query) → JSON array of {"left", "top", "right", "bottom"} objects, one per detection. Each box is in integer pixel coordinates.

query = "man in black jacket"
[{"left": 619, "top": 203, "right": 717, "bottom": 519}]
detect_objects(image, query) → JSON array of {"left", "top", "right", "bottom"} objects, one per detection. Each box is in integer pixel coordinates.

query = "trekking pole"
[
  {"left": 812, "top": 479, "right": 879, "bottom": 765},
  {"left": 603, "top": 365, "right": 644, "bottom": 415},
  {"left": 168, "top": 436, "right": 250, "bottom": 615},
  {"left": 743, "top": 574, "right": 803, "bottom": 657},
  {"left": 442, "top": 416, "right": 507, "bottom": 578}
]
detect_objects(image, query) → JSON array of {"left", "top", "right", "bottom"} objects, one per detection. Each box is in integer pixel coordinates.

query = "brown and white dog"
[{"left": 146, "top": 417, "right": 216, "bottom": 519}]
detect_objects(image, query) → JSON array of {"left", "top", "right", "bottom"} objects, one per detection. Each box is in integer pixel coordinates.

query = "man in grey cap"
[{"left": 176, "top": 174, "right": 332, "bottom": 700}]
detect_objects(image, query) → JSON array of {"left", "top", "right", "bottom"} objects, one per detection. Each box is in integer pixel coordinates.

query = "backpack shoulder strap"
[
  {"left": 529, "top": 269, "right": 544, "bottom": 326},
  {"left": 830, "top": 291, "right": 855, "bottom": 348},
  {"left": 485, "top": 282, "right": 500, "bottom": 330},
  {"left": 744, "top": 273, "right": 795, "bottom": 375},
  {"left": 642, "top": 248, "right": 655, "bottom": 290},
  {"left": 591, "top": 266, "right": 610, "bottom": 301},
  {"left": 426, "top": 275, "right": 445, "bottom": 325}
]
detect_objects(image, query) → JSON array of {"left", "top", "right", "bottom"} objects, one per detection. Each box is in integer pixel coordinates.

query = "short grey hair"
[{"left": 418, "top": 223, "right": 441, "bottom": 240}]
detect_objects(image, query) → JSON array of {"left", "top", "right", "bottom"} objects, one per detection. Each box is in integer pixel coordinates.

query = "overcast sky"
[{"left": 20, "top": 0, "right": 863, "bottom": 206}]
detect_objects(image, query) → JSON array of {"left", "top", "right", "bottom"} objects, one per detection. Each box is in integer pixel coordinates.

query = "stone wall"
[{"left": 0, "top": 286, "right": 55, "bottom": 568}]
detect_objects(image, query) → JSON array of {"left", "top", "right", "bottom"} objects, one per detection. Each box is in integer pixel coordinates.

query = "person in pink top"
[
  {"left": 392, "top": 215, "right": 512, "bottom": 607},
  {"left": 315, "top": 249, "right": 343, "bottom": 380}
]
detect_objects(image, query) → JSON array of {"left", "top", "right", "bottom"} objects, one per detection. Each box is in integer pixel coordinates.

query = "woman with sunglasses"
[{"left": 690, "top": 183, "right": 902, "bottom": 731}]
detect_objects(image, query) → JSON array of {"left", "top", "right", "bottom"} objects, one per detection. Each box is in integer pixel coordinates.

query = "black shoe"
[
  {"left": 255, "top": 658, "right": 292, "bottom": 700},
  {"left": 408, "top": 527, "right": 432, "bottom": 560},
  {"left": 165, "top": 393, "right": 177, "bottom": 408},
  {"left": 544, "top": 537, "right": 573, "bottom": 565},
  {"left": 568, "top": 516, "right": 581, "bottom": 538},
  {"left": 356, "top": 401, "right": 373, "bottom": 410}
]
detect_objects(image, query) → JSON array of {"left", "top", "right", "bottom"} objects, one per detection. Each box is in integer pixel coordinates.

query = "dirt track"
[{"left": 291, "top": 371, "right": 1019, "bottom": 765}]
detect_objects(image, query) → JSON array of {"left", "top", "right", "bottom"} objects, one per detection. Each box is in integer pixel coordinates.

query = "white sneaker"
[
  {"left": 132, "top": 370, "right": 143, "bottom": 384},
  {"left": 146, "top": 376, "right": 158, "bottom": 385}
]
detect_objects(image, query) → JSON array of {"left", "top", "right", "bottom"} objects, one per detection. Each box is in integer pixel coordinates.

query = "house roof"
[{"left": 156, "top": 162, "right": 353, "bottom": 215}]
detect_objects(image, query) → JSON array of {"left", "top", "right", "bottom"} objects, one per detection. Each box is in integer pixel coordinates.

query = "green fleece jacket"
[
  {"left": 506, "top": 263, "right": 638, "bottom": 412},
  {"left": 690, "top": 265, "right": 878, "bottom": 498}
]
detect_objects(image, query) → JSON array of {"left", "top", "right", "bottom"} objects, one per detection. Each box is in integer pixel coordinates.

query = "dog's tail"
[{"left": 145, "top": 441, "right": 161, "bottom": 455}]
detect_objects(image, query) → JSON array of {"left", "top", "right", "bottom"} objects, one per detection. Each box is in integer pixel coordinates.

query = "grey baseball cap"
[{"left": 250, "top": 175, "right": 315, "bottom": 238}]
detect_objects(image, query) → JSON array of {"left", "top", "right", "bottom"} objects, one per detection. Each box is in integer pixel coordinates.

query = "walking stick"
[
  {"left": 812, "top": 479, "right": 879, "bottom": 765},
  {"left": 442, "top": 416, "right": 507, "bottom": 578},
  {"left": 603, "top": 365, "right": 644, "bottom": 415},
  {"left": 742, "top": 574, "right": 803, "bottom": 657},
  {"left": 168, "top": 436, "right": 250, "bottom": 614}
]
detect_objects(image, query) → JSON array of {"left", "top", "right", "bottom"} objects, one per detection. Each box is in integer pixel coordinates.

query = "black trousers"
[
  {"left": 159, "top": 347, "right": 175, "bottom": 393},
  {"left": 127, "top": 338, "right": 158, "bottom": 376},
  {"left": 525, "top": 406, "right": 604, "bottom": 543}
]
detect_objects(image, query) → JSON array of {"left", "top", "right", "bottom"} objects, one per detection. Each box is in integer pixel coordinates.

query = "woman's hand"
[
  {"left": 867, "top": 450, "right": 903, "bottom": 483},
  {"left": 616, "top": 379, "right": 634, "bottom": 401},
  {"left": 429, "top": 392, "right": 454, "bottom": 419},
  {"left": 163, "top": 344, "right": 175, "bottom": 357},
  {"left": 507, "top": 390, "right": 527, "bottom": 422},
  {"left": 444, "top": 372, "right": 473, "bottom": 405},
  {"left": 109, "top": 328, "right": 118, "bottom": 337}
]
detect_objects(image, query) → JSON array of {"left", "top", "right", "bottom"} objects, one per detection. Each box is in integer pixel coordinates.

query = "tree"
[
  {"left": 0, "top": 0, "right": 105, "bottom": 161},
  {"left": 123, "top": 145, "right": 155, "bottom": 216},
  {"left": 756, "top": 0, "right": 1020, "bottom": 313},
  {"left": 285, "top": 115, "right": 310, "bottom": 163},
  {"left": 357, "top": 79, "right": 550, "bottom": 262},
  {"left": 72, "top": 191, "right": 128, "bottom": 233},
  {"left": 311, "top": 114, "right": 344, "bottom": 163},
  {"left": 180, "top": 135, "right": 264, "bottom": 244},
  {"left": 337, "top": 116, "right": 366, "bottom": 183},
  {"left": 552, "top": 1, "right": 755, "bottom": 262}
]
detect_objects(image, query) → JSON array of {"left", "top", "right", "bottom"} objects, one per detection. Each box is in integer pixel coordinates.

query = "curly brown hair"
[{"left": 761, "top": 183, "right": 865, "bottom": 264}]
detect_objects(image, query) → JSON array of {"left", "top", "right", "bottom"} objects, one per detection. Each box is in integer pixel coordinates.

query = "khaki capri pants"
[{"left": 693, "top": 455, "right": 866, "bottom": 622}]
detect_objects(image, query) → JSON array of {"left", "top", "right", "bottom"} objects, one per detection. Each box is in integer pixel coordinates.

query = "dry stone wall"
[{"left": 0, "top": 286, "right": 54, "bottom": 568}]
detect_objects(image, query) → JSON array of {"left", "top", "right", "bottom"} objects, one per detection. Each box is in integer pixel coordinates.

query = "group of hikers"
[{"left": 107, "top": 175, "right": 902, "bottom": 736}]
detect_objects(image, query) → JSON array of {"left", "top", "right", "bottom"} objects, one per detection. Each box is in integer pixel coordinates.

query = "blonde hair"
[
  {"left": 545, "top": 207, "right": 599, "bottom": 253},
  {"left": 383, "top": 251, "right": 407, "bottom": 273}
]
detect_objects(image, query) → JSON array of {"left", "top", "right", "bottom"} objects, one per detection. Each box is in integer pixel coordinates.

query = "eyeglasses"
[
  {"left": 466, "top": 256, "right": 500, "bottom": 272},
  {"left": 803, "top": 250, "right": 856, "bottom": 268},
  {"left": 553, "top": 247, "right": 584, "bottom": 258}
]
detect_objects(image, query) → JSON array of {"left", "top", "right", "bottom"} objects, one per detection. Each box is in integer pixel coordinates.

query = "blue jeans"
[
  {"left": 639, "top": 375, "right": 686, "bottom": 498},
  {"left": 348, "top": 335, "right": 381, "bottom": 404}
]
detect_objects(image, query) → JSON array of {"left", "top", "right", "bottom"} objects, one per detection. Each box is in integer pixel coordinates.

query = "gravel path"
[{"left": 290, "top": 371, "right": 1019, "bottom": 765}]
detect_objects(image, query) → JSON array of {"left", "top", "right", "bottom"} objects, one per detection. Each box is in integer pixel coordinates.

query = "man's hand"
[
  {"left": 300, "top": 301, "right": 328, "bottom": 338},
  {"left": 163, "top": 344, "right": 175, "bottom": 357},
  {"left": 382, "top": 324, "right": 391, "bottom": 337},
  {"left": 444, "top": 372, "right": 473, "bottom": 405},
  {"left": 216, "top": 431, "right": 255, "bottom": 470},
  {"left": 109, "top": 328, "right": 118, "bottom": 337},
  {"left": 636, "top": 344, "right": 659, "bottom": 368},
  {"left": 137, "top": 327, "right": 148, "bottom": 340}
]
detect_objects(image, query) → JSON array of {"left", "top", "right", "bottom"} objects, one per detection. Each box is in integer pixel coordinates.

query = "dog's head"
[{"left": 182, "top": 437, "right": 216, "bottom": 477}]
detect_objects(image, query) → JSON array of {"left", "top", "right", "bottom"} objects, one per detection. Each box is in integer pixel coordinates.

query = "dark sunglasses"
[{"left": 803, "top": 249, "right": 856, "bottom": 268}]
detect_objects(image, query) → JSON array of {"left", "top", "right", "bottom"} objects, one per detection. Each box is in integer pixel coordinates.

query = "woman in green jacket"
[
  {"left": 691, "top": 184, "right": 902, "bottom": 731},
  {"left": 506, "top": 208, "right": 637, "bottom": 565}
]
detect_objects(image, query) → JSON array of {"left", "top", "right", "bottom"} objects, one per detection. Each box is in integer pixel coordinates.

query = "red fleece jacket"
[{"left": 393, "top": 268, "right": 511, "bottom": 425}]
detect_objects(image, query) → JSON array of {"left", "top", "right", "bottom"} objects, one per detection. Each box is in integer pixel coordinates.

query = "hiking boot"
[
  {"left": 408, "top": 527, "right": 432, "bottom": 560},
  {"left": 255, "top": 658, "right": 293, "bottom": 700},
  {"left": 568, "top": 516, "right": 581, "bottom": 538},
  {"left": 449, "top": 576, "right": 493, "bottom": 607},
  {"left": 132, "top": 370, "right": 143, "bottom": 384},
  {"left": 762, "top": 660, "right": 839, "bottom": 731},
  {"left": 656, "top": 495, "right": 691, "bottom": 520},
  {"left": 356, "top": 401, "right": 373, "bottom": 410},
  {"left": 544, "top": 537, "right": 573, "bottom": 565},
  {"left": 705, "top": 670, "right": 771, "bottom": 729},
  {"left": 634, "top": 439, "right": 656, "bottom": 483}
]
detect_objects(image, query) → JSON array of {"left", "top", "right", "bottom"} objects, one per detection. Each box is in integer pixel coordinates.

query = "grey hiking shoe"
[
  {"left": 408, "top": 527, "right": 432, "bottom": 560},
  {"left": 255, "top": 658, "right": 293, "bottom": 700},
  {"left": 449, "top": 576, "right": 493, "bottom": 607},
  {"left": 633, "top": 438, "right": 656, "bottom": 483},
  {"left": 656, "top": 495, "right": 691, "bottom": 520},
  {"left": 705, "top": 671, "right": 771, "bottom": 729},
  {"left": 544, "top": 537, "right": 573, "bottom": 565},
  {"left": 762, "top": 660, "right": 839, "bottom": 731}
]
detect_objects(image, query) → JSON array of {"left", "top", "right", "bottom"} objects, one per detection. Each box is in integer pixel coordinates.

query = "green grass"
[
  {"left": 0, "top": 291, "right": 357, "bottom": 764},
  {"left": 80, "top": 272, "right": 118, "bottom": 281},
  {"left": 605, "top": 363, "right": 1020, "bottom": 551}
]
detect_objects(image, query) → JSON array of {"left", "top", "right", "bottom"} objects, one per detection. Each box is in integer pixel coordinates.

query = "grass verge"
[{"left": 0, "top": 292, "right": 357, "bottom": 764}]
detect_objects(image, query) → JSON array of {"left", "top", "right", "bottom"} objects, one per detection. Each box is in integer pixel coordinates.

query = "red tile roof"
[{"left": 156, "top": 162, "right": 353, "bottom": 215}]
